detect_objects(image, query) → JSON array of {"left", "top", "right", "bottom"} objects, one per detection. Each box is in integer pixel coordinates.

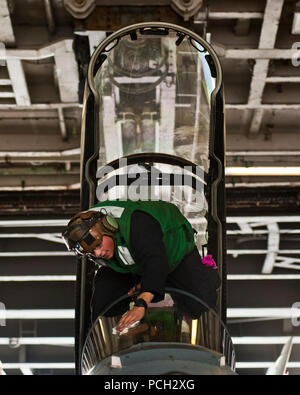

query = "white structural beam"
[
  {"left": 226, "top": 151, "right": 300, "bottom": 157},
  {"left": 248, "top": 59, "right": 269, "bottom": 107},
  {"left": 1, "top": 40, "right": 298, "bottom": 63},
  {"left": 224, "top": 48, "right": 297, "bottom": 60},
  {"left": 6, "top": 59, "right": 31, "bottom": 106},
  {"left": 57, "top": 107, "right": 67, "bottom": 140},
  {"left": 29, "top": 234, "right": 65, "bottom": 244},
  {"left": 20, "top": 367, "right": 34, "bottom": 375},
  {"left": 0, "top": 219, "right": 68, "bottom": 227},
  {"left": 0, "top": 148, "right": 80, "bottom": 163},
  {"left": 227, "top": 216, "right": 300, "bottom": 223},
  {"left": 0, "top": 233, "right": 65, "bottom": 244},
  {"left": 0, "top": 310, "right": 75, "bottom": 320},
  {"left": 43, "top": 0, "right": 55, "bottom": 34},
  {"left": 228, "top": 274, "right": 300, "bottom": 280},
  {"left": 0, "top": 100, "right": 299, "bottom": 112},
  {"left": 227, "top": 229, "right": 300, "bottom": 236},
  {"left": 0, "top": 180, "right": 300, "bottom": 192},
  {"left": 1, "top": 250, "right": 299, "bottom": 260},
  {"left": 226, "top": 167, "right": 300, "bottom": 176},
  {"left": 0, "top": 308, "right": 299, "bottom": 320},
  {"left": 1, "top": 216, "right": 299, "bottom": 228},
  {"left": 248, "top": 0, "right": 284, "bottom": 135},
  {"left": 266, "top": 337, "right": 293, "bottom": 375},
  {"left": 5, "top": 336, "right": 300, "bottom": 347},
  {"left": 0, "top": 92, "right": 14, "bottom": 98},
  {"left": 196, "top": 12, "right": 264, "bottom": 20},
  {"left": 228, "top": 250, "right": 300, "bottom": 255},
  {"left": 0, "top": 336, "right": 290, "bottom": 346},
  {"left": 226, "top": 181, "right": 300, "bottom": 188},
  {"left": 226, "top": 216, "right": 300, "bottom": 271},
  {"left": 4, "top": 166, "right": 299, "bottom": 178},
  {"left": 2, "top": 362, "right": 300, "bottom": 371},
  {"left": 0, "top": 40, "right": 79, "bottom": 104},
  {"left": 236, "top": 362, "right": 300, "bottom": 369},
  {"left": 0, "top": 79, "right": 11, "bottom": 85},
  {"left": 273, "top": 256, "right": 300, "bottom": 271},
  {"left": 0, "top": 360, "right": 6, "bottom": 375},
  {"left": 0, "top": 183, "right": 80, "bottom": 192},
  {"left": 266, "top": 76, "right": 300, "bottom": 83},
  {"left": 0, "top": 103, "right": 81, "bottom": 110},
  {"left": 3, "top": 160, "right": 300, "bottom": 175},
  {"left": 0, "top": 0, "right": 15, "bottom": 45},
  {"left": 0, "top": 276, "right": 76, "bottom": 282},
  {"left": 227, "top": 308, "right": 300, "bottom": 319},
  {"left": 0, "top": 40, "right": 72, "bottom": 62},
  {"left": 226, "top": 103, "right": 300, "bottom": 110},
  {"left": 87, "top": 31, "right": 107, "bottom": 56},
  {"left": 262, "top": 223, "right": 280, "bottom": 274},
  {"left": 0, "top": 337, "right": 74, "bottom": 346},
  {"left": 2, "top": 363, "right": 74, "bottom": 370},
  {"left": 1, "top": 216, "right": 300, "bottom": 273},
  {"left": 4, "top": 274, "right": 299, "bottom": 282},
  {"left": 248, "top": 108, "right": 264, "bottom": 135},
  {"left": 53, "top": 40, "right": 79, "bottom": 103},
  {"left": 259, "top": 0, "right": 284, "bottom": 49},
  {"left": 0, "top": 251, "right": 72, "bottom": 257},
  {"left": 232, "top": 337, "right": 300, "bottom": 345}
]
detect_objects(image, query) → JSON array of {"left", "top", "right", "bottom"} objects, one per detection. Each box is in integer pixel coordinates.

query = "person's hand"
[
  {"left": 128, "top": 283, "right": 141, "bottom": 296},
  {"left": 117, "top": 291, "right": 153, "bottom": 333},
  {"left": 116, "top": 306, "right": 146, "bottom": 333}
]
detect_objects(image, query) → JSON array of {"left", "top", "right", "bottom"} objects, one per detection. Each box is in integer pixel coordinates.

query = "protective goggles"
[
  {"left": 62, "top": 228, "right": 101, "bottom": 257},
  {"left": 62, "top": 236, "right": 110, "bottom": 269},
  {"left": 62, "top": 210, "right": 118, "bottom": 258}
]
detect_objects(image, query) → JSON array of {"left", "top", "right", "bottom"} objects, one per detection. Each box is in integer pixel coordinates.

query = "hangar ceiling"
[
  {"left": 0, "top": 0, "right": 299, "bottom": 376},
  {"left": 0, "top": 0, "right": 300, "bottom": 193}
]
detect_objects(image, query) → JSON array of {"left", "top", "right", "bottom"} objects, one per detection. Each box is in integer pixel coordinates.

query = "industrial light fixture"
[{"left": 232, "top": 337, "right": 300, "bottom": 345}]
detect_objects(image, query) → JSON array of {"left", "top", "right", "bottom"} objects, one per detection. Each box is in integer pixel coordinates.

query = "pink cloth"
[{"left": 201, "top": 255, "right": 217, "bottom": 269}]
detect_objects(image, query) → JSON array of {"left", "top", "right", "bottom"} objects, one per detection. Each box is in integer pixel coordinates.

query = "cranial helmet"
[{"left": 62, "top": 210, "right": 119, "bottom": 255}]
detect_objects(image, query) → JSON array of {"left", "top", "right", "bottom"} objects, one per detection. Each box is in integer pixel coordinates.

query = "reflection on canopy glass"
[
  {"left": 94, "top": 30, "right": 216, "bottom": 173},
  {"left": 82, "top": 289, "right": 235, "bottom": 375}
]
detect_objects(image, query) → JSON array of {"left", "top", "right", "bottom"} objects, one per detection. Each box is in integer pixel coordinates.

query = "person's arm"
[
  {"left": 116, "top": 211, "right": 169, "bottom": 332},
  {"left": 116, "top": 293, "right": 152, "bottom": 333},
  {"left": 133, "top": 210, "right": 169, "bottom": 297},
  {"left": 131, "top": 210, "right": 169, "bottom": 300}
]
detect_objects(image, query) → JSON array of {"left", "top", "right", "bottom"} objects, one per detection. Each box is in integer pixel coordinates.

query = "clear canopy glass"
[
  {"left": 93, "top": 29, "right": 216, "bottom": 173},
  {"left": 90, "top": 27, "right": 219, "bottom": 253}
]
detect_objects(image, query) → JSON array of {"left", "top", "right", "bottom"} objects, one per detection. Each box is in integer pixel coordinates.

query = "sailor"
[{"left": 62, "top": 200, "right": 220, "bottom": 333}]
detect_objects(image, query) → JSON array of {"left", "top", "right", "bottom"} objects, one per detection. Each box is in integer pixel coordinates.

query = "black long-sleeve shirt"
[{"left": 129, "top": 210, "right": 169, "bottom": 302}]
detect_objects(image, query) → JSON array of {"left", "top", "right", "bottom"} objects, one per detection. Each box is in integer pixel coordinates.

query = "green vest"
[{"left": 91, "top": 200, "right": 195, "bottom": 275}]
